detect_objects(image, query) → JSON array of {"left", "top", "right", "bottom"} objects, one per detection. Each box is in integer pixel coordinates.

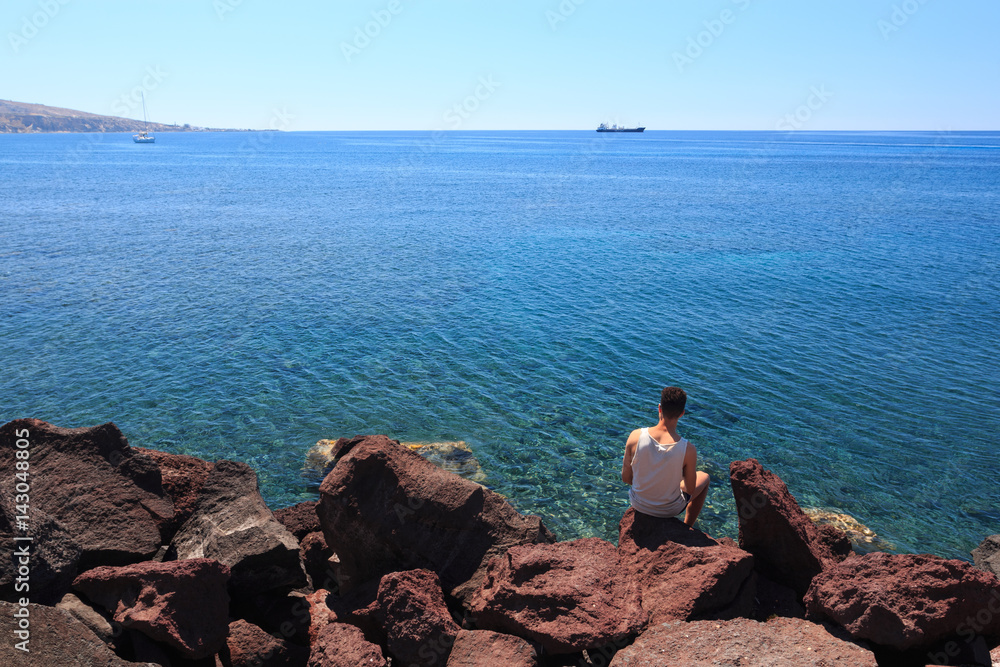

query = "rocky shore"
[
  {"left": 0, "top": 99, "right": 239, "bottom": 134},
  {"left": 1, "top": 419, "right": 998, "bottom": 667}
]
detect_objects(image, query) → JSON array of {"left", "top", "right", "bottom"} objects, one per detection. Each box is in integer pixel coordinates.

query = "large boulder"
[
  {"left": 469, "top": 537, "right": 646, "bottom": 654},
  {"left": 273, "top": 501, "right": 321, "bottom": 540},
  {"left": 0, "top": 600, "right": 157, "bottom": 667},
  {"left": 317, "top": 435, "right": 554, "bottom": 602},
  {"left": 0, "top": 419, "right": 174, "bottom": 568},
  {"left": 446, "top": 629, "right": 538, "bottom": 667},
  {"left": 803, "top": 552, "right": 1000, "bottom": 651},
  {"left": 617, "top": 509, "right": 756, "bottom": 623},
  {"left": 608, "top": 617, "right": 877, "bottom": 666},
  {"left": 168, "top": 459, "right": 306, "bottom": 597},
  {"left": 224, "top": 618, "right": 309, "bottom": 667},
  {"left": 972, "top": 534, "right": 1000, "bottom": 578},
  {"left": 134, "top": 447, "right": 214, "bottom": 539},
  {"left": 72, "top": 557, "right": 231, "bottom": 659},
  {"left": 729, "top": 458, "right": 851, "bottom": 595},
  {"left": 373, "top": 569, "right": 462, "bottom": 667},
  {"left": 307, "top": 622, "right": 387, "bottom": 667},
  {"left": 1, "top": 494, "right": 82, "bottom": 604}
]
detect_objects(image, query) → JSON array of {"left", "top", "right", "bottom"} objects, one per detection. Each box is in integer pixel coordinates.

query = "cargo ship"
[{"left": 597, "top": 123, "right": 645, "bottom": 132}]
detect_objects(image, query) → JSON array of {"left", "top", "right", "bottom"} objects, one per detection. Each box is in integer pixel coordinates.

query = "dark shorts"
[{"left": 681, "top": 490, "right": 691, "bottom": 506}]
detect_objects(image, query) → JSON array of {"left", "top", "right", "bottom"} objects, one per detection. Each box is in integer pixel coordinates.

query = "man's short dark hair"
[{"left": 660, "top": 386, "right": 687, "bottom": 419}]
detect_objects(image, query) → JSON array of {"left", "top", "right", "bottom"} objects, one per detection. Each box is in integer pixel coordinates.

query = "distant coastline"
[{"left": 0, "top": 99, "right": 254, "bottom": 134}]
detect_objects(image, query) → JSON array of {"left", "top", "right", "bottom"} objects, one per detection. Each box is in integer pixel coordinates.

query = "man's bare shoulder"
[{"left": 626, "top": 428, "right": 643, "bottom": 445}]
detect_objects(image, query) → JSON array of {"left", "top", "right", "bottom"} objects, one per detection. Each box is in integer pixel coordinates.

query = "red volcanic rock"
[
  {"left": 729, "top": 458, "right": 851, "bottom": 595},
  {"left": 608, "top": 617, "right": 877, "bottom": 666},
  {"left": 0, "top": 419, "right": 174, "bottom": 568},
  {"left": 225, "top": 618, "right": 309, "bottom": 667},
  {"left": 317, "top": 435, "right": 554, "bottom": 602},
  {"left": 278, "top": 580, "right": 385, "bottom": 652},
  {"left": 0, "top": 600, "right": 156, "bottom": 667},
  {"left": 469, "top": 537, "right": 646, "bottom": 654},
  {"left": 446, "top": 629, "right": 538, "bottom": 667},
  {"left": 617, "top": 509, "right": 756, "bottom": 623},
  {"left": 373, "top": 569, "right": 461, "bottom": 667},
  {"left": 169, "top": 460, "right": 306, "bottom": 598},
  {"left": 72, "top": 558, "right": 231, "bottom": 659},
  {"left": 134, "top": 447, "right": 213, "bottom": 538},
  {"left": 308, "top": 622, "right": 387, "bottom": 667},
  {"left": 803, "top": 552, "right": 1000, "bottom": 651},
  {"left": 273, "top": 501, "right": 321, "bottom": 540},
  {"left": 301, "top": 589, "right": 338, "bottom": 646}
]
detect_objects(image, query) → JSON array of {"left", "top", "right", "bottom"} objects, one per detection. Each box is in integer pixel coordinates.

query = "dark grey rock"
[
  {"left": 0, "top": 419, "right": 174, "bottom": 569},
  {"left": 0, "top": 600, "right": 157, "bottom": 666},
  {"left": 1, "top": 495, "right": 82, "bottom": 604},
  {"left": 56, "top": 592, "right": 120, "bottom": 646},
  {"left": 972, "top": 534, "right": 1000, "bottom": 578},
  {"left": 168, "top": 459, "right": 306, "bottom": 598}
]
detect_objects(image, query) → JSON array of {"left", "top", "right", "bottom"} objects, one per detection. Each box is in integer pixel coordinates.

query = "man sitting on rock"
[{"left": 621, "top": 386, "right": 710, "bottom": 526}]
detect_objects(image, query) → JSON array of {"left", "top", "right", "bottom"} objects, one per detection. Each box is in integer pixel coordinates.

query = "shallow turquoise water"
[{"left": 2, "top": 130, "right": 998, "bottom": 559}]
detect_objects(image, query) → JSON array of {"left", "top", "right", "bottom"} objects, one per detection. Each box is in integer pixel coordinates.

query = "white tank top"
[{"left": 628, "top": 427, "right": 688, "bottom": 518}]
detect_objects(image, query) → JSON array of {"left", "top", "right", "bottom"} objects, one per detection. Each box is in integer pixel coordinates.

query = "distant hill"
[{"left": 0, "top": 99, "right": 241, "bottom": 133}]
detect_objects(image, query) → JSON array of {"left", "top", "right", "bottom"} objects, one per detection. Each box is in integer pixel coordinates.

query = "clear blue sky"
[{"left": 3, "top": 0, "right": 998, "bottom": 131}]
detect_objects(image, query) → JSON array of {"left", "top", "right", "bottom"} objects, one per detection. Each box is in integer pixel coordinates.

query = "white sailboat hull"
[{"left": 134, "top": 93, "right": 155, "bottom": 143}]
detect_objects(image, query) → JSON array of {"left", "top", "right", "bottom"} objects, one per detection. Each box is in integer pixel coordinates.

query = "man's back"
[
  {"left": 621, "top": 386, "right": 711, "bottom": 527},
  {"left": 627, "top": 427, "right": 688, "bottom": 518}
]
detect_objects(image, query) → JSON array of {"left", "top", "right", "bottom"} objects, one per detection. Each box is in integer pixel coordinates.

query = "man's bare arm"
[
  {"left": 622, "top": 429, "right": 640, "bottom": 485},
  {"left": 682, "top": 442, "right": 698, "bottom": 495}
]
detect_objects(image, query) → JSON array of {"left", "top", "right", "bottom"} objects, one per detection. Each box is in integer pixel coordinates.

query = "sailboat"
[{"left": 133, "top": 92, "right": 155, "bottom": 143}]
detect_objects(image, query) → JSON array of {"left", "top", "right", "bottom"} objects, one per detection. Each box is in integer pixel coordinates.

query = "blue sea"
[{"left": 2, "top": 130, "right": 998, "bottom": 561}]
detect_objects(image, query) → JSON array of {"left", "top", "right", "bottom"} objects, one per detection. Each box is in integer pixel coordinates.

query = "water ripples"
[{"left": 2, "top": 131, "right": 998, "bottom": 559}]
